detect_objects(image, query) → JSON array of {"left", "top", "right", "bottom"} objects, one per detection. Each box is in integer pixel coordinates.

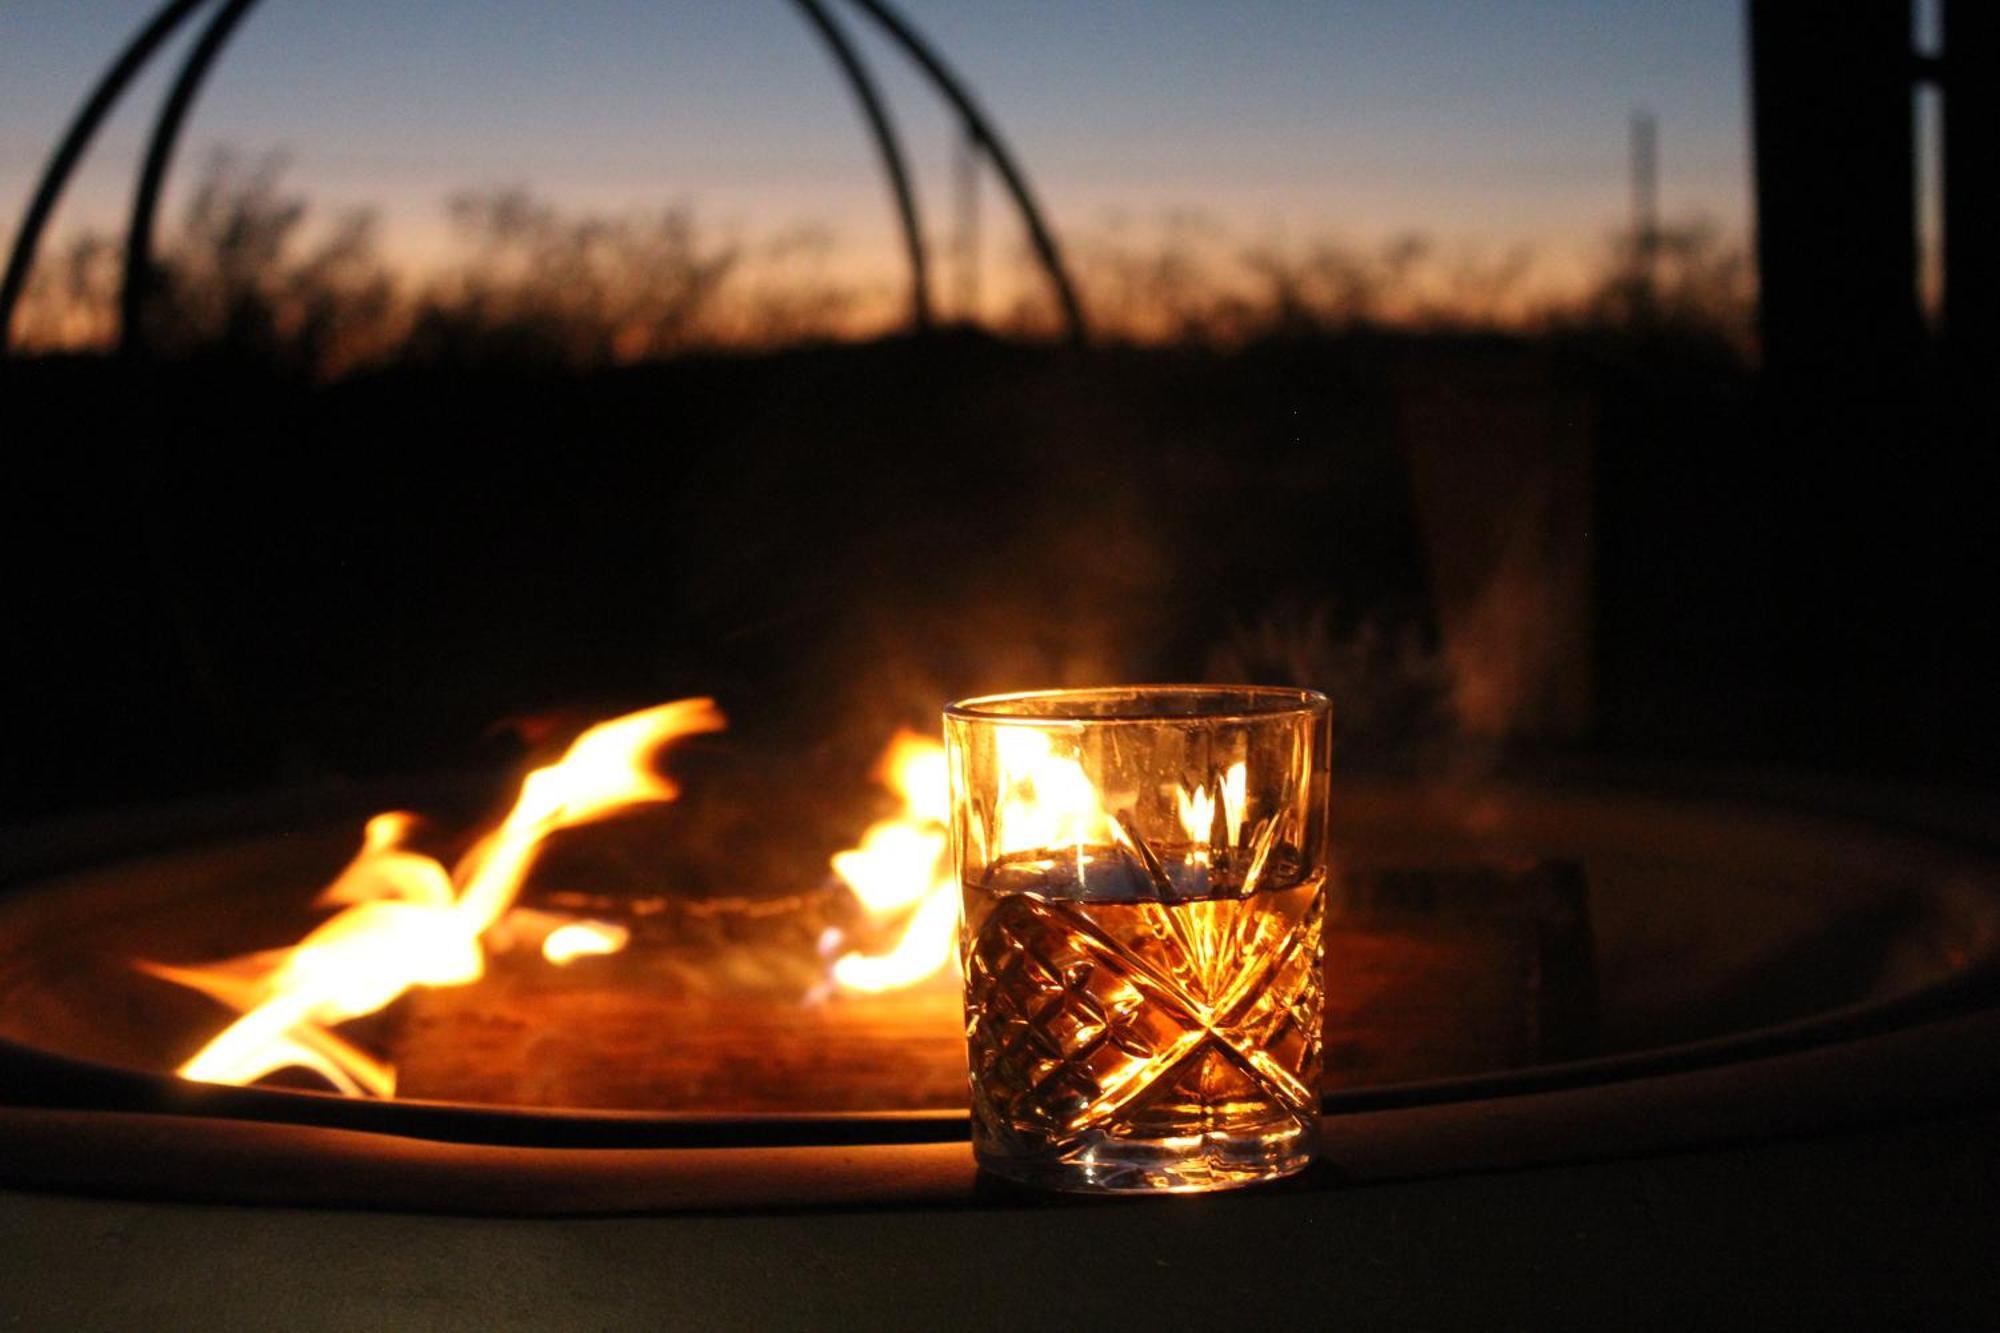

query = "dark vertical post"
[
  {"left": 1937, "top": 0, "right": 1998, "bottom": 777},
  {"left": 1942, "top": 0, "right": 1997, "bottom": 370},
  {"left": 1744, "top": 0, "right": 1958, "bottom": 776},
  {"left": 1747, "top": 0, "right": 1920, "bottom": 383}
]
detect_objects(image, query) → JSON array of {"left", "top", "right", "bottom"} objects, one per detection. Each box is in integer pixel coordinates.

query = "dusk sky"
[{"left": 1, "top": 1, "right": 1749, "bottom": 303}]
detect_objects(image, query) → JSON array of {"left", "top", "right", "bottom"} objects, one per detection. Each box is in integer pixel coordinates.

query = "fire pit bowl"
[{"left": 4, "top": 767, "right": 1999, "bottom": 1212}]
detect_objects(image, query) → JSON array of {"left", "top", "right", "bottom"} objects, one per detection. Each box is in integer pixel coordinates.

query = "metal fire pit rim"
[
  {"left": 0, "top": 1037, "right": 969, "bottom": 1148},
  {"left": 5, "top": 961, "right": 1996, "bottom": 1152}
]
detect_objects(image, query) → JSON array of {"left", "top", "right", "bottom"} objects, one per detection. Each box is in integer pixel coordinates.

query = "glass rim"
[{"left": 944, "top": 684, "right": 1331, "bottom": 726}]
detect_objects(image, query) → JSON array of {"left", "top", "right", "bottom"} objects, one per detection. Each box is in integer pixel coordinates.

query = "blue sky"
[{"left": 0, "top": 1, "right": 1749, "bottom": 294}]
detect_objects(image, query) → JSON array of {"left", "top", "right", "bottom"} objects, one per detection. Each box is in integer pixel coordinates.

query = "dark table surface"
[{"left": 4, "top": 1106, "right": 1997, "bottom": 1331}]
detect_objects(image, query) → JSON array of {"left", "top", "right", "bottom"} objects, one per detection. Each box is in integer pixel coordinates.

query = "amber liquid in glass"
[{"left": 962, "top": 848, "right": 1324, "bottom": 1192}]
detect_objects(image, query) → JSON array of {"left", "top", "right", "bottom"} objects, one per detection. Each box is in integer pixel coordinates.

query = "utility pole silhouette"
[
  {"left": 1629, "top": 108, "right": 1660, "bottom": 312},
  {"left": 953, "top": 125, "right": 981, "bottom": 324}
]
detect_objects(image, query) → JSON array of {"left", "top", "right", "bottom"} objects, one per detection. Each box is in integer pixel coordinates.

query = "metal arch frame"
[
  {"left": 791, "top": 0, "right": 930, "bottom": 335},
  {"left": 0, "top": 0, "right": 211, "bottom": 351},
  {"left": 0, "top": 0, "right": 1087, "bottom": 357},
  {"left": 119, "top": 0, "right": 258, "bottom": 356},
  {"left": 838, "top": 0, "right": 1087, "bottom": 343}
]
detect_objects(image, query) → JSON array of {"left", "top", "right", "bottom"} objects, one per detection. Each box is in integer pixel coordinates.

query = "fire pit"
[{"left": 5, "top": 710, "right": 1996, "bottom": 1192}]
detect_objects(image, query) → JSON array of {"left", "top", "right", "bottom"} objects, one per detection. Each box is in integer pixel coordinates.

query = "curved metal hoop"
[
  {"left": 791, "top": 0, "right": 930, "bottom": 334},
  {"left": 1, "top": 0, "right": 1086, "bottom": 355},
  {"left": 0, "top": 0, "right": 211, "bottom": 350},
  {"left": 837, "top": 0, "right": 1088, "bottom": 342},
  {"left": 120, "top": 0, "right": 258, "bottom": 356}
]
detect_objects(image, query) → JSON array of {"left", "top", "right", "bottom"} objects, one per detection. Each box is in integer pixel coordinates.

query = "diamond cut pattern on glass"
[{"left": 964, "top": 883, "right": 1323, "bottom": 1155}]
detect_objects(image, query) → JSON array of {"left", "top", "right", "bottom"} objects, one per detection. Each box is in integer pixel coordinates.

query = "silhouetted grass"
[{"left": 11, "top": 147, "right": 1756, "bottom": 378}]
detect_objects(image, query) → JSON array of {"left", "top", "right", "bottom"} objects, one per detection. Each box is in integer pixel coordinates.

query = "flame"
[
  {"left": 829, "top": 730, "right": 959, "bottom": 992},
  {"left": 142, "top": 698, "right": 724, "bottom": 1093},
  {"left": 826, "top": 727, "right": 1213, "bottom": 994},
  {"left": 139, "top": 693, "right": 1266, "bottom": 1095},
  {"left": 990, "top": 727, "right": 1116, "bottom": 857},
  {"left": 1175, "top": 759, "right": 1247, "bottom": 863},
  {"left": 542, "top": 920, "right": 630, "bottom": 965}
]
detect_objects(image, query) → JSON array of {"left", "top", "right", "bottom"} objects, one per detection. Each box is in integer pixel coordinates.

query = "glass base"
[{"left": 976, "top": 1123, "right": 1316, "bottom": 1195}]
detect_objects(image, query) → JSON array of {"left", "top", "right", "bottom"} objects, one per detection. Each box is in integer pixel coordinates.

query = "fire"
[
  {"left": 542, "top": 920, "right": 631, "bottom": 965},
  {"left": 141, "top": 698, "right": 724, "bottom": 1094},
  {"left": 825, "top": 727, "right": 1221, "bottom": 993},
  {"left": 1175, "top": 759, "right": 1247, "bottom": 864},
  {"left": 990, "top": 727, "right": 1116, "bottom": 856},
  {"left": 138, "top": 695, "right": 1263, "bottom": 1099},
  {"left": 828, "top": 731, "right": 958, "bottom": 992}
]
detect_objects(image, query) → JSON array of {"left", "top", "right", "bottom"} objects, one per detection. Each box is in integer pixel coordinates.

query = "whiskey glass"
[{"left": 946, "top": 686, "right": 1331, "bottom": 1193}]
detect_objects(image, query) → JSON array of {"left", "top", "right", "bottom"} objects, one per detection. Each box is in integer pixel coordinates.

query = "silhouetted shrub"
[{"left": 13, "top": 145, "right": 1757, "bottom": 373}]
